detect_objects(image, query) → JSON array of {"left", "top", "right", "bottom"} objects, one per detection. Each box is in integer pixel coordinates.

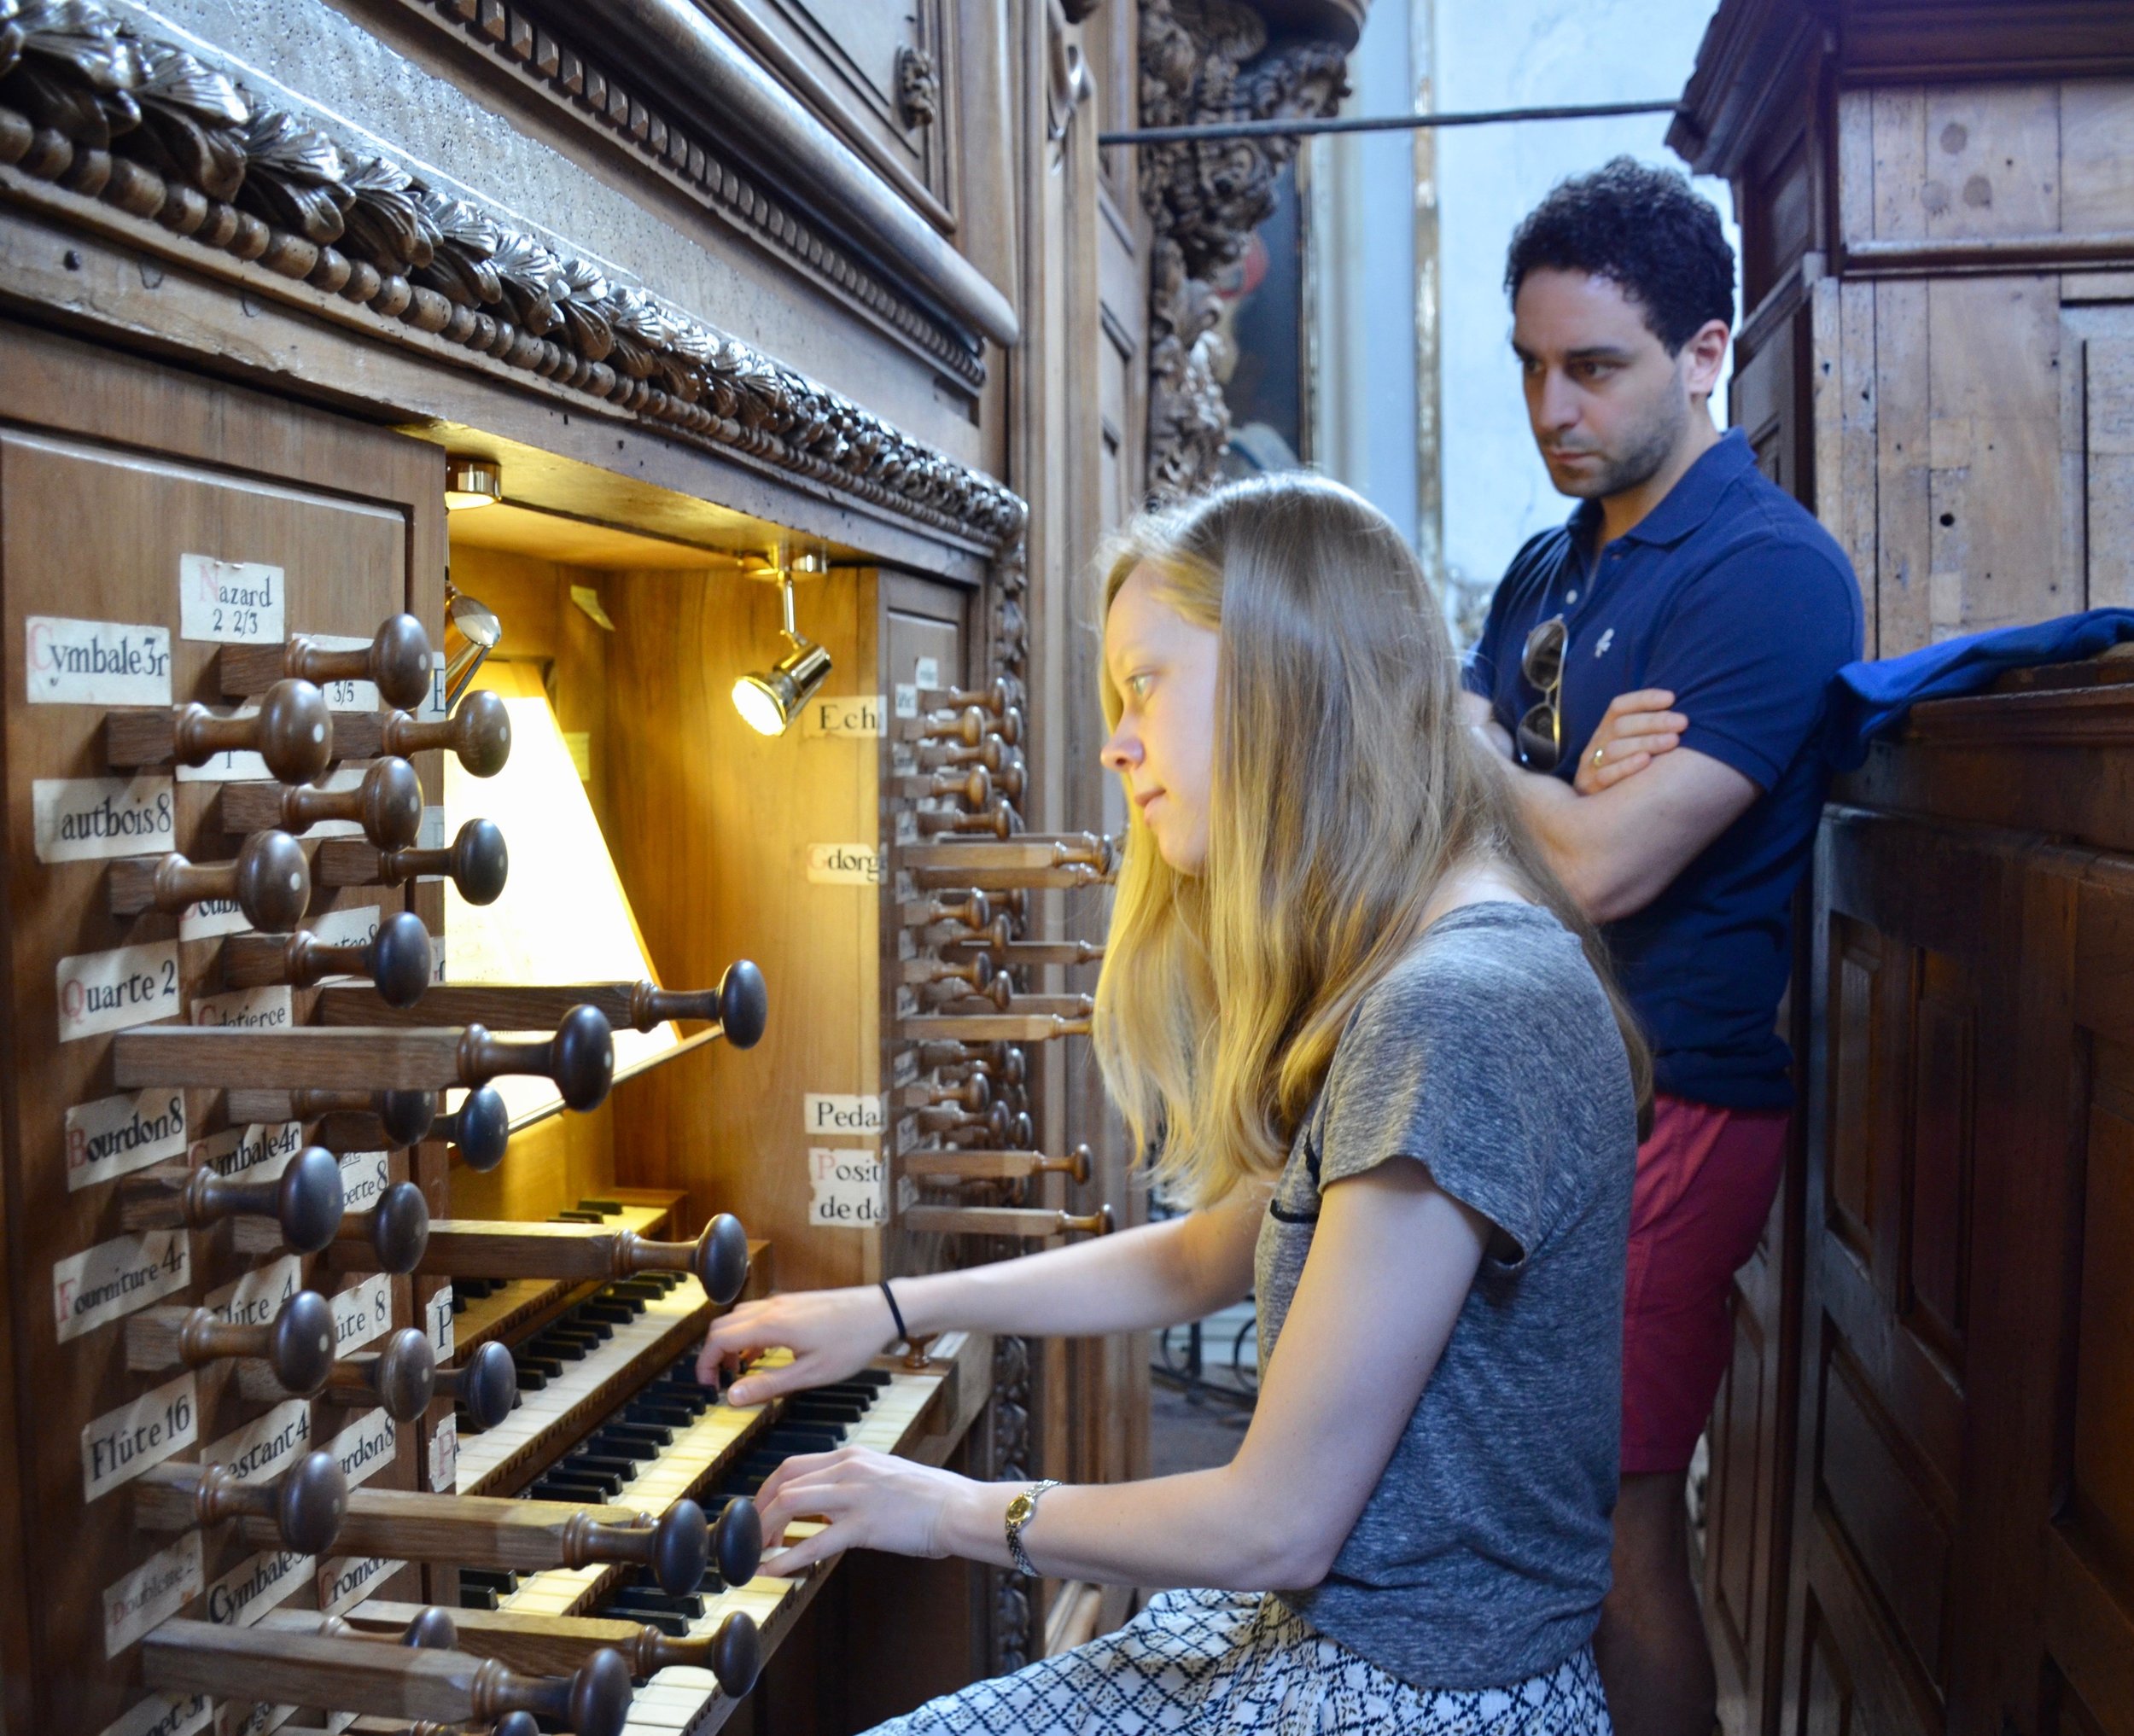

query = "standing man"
[{"left": 1461, "top": 158, "right": 1862, "bottom": 1736}]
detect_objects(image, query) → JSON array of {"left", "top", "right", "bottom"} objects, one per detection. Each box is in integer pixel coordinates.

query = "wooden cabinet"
[{"left": 1672, "top": 9, "right": 2134, "bottom": 1733}]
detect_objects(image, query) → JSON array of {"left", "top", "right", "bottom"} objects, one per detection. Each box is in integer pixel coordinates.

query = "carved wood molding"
[
  {"left": 0, "top": 0, "right": 1027, "bottom": 554},
  {"left": 1137, "top": 0, "right": 1350, "bottom": 501},
  {"left": 388, "top": 0, "right": 990, "bottom": 387}
]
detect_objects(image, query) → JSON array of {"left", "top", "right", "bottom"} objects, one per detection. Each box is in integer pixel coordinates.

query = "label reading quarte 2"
[{"left": 179, "top": 555, "right": 284, "bottom": 645}]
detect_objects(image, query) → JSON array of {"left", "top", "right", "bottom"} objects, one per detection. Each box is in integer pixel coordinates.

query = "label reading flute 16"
[{"left": 80, "top": 1372, "right": 198, "bottom": 1501}]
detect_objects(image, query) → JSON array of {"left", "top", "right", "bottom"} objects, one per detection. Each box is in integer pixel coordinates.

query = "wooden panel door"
[
  {"left": 1784, "top": 807, "right": 2024, "bottom": 1736},
  {"left": 1705, "top": 297, "right": 1814, "bottom": 1736}
]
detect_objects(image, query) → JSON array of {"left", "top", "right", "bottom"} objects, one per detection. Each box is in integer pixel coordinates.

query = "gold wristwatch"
[{"left": 1004, "top": 1478, "right": 1060, "bottom": 1576}]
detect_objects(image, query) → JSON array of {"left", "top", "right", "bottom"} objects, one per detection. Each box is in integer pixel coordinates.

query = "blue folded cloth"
[{"left": 1823, "top": 609, "right": 2134, "bottom": 770}]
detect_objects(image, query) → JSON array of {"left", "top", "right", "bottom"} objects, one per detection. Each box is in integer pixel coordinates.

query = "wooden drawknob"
[
  {"left": 334, "top": 1178, "right": 431, "bottom": 1273},
  {"left": 109, "top": 830, "right": 311, "bottom": 929},
  {"left": 627, "top": 958, "right": 769, "bottom": 1049},
  {"left": 322, "top": 1325, "right": 435, "bottom": 1422},
  {"left": 120, "top": 1143, "right": 345, "bottom": 1252},
  {"left": 297, "top": 757, "right": 424, "bottom": 848},
  {"left": 564, "top": 1500, "right": 708, "bottom": 1596},
  {"left": 385, "top": 818, "right": 510, "bottom": 905},
  {"left": 135, "top": 1448, "right": 348, "bottom": 1554},
  {"left": 436, "top": 1086, "right": 510, "bottom": 1171},
  {"left": 458, "top": 1003, "right": 613, "bottom": 1111},
  {"left": 1060, "top": 1205, "right": 1117, "bottom": 1237},
  {"left": 435, "top": 1340, "right": 517, "bottom": 1429},
  {"left": 618, "top": 1212, "right": 751, "bottom": 1305},
  {"left": 912, "top": 704, "right": 988, "bottom": 748},
  {"left": 711, "top": 1496, "right": 763, "bottom": 1588},
  {"left": 382, "top": 688, "right": 512, "bottom": 777},
  {"left": 289, "top": 615, "right": 434, "bottom": 711},
  {"left": 170, "top": 1288, "right": 336, "bottom": 1392},
  {"left": 173, "top": 679, "right": 335, "bottom": 784},
  {"left": 290, "top": 1086, "right": 438, "bottom": 1146},
  {"left": 705, "top": 1609, "right": 763, "bottom": 1697},
  {"left": 224, "top": 909, "right": 434, "bottom": 1008}
]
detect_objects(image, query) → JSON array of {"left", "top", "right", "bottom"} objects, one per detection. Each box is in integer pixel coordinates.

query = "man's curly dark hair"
[{"left": 1504, "top": 157, "right": 1735, "bottom": 353}]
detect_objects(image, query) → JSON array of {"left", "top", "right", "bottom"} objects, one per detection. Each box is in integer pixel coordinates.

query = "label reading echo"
[
  {"left": 805, "top": 842, "right": 884, "bottom": 885},
  {"left": 800, "top": 694, "right": 883, "bottom": 738},
  {"left": 803, "top": 1092, "right": 885, "bottom": 1136},
  {"left": 54, "top": 1230, "right": 189, "bottom": 1343},
  {"left": 33, "top": 775, "right": 176, "bottom": 863},
  {"left": 81, "top": 1372, "right": 198, "bottom": 1501},
  {"left": 808, "top": 1145, "right": 886, "bottom": 1227},
  {"left": 26, "top": 616, "right": 172, "bottom": 706},
  {"left": 178, "top": 556, "right": 285, "bottom": 645},
  {"left": 56, "top": 940, "right": 180, "bottom": 1042},
  {"left": 65, "top": 1088, "right": 188, "bottom": 1191}
]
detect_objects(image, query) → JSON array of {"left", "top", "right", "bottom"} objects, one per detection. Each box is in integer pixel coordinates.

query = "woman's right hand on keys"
[{"left": 697, "top": 1286, "right": 900, "bottom": 1406}]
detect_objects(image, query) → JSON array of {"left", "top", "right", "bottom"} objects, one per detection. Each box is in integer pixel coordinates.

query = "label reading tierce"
[{"left": 191, "top": 985, "right": 294, "bottom": 1032}]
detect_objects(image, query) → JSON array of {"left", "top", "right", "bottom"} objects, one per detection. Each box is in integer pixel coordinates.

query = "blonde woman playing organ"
[{"left": 697, "top": 473, "right": 1647, "bottom": 1734}]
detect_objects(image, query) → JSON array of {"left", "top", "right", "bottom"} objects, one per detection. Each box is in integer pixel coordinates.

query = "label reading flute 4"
[
  {"left": 32, "top": 774, "right": 176, "bottom": 863},
  {"left": 808, "top": 1145, "right": 886, "bottom": 1227},
  {"left": 65, "top": 1087, "right": 188, "bottom": 1191},
  {"left": 207, "top": 1255, "right": 301, "bottom": 1330}
]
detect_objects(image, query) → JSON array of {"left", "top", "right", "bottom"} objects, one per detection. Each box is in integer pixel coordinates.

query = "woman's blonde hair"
[{"left": 1093, "top": 472, "right": 1650, "bottom": 1206}]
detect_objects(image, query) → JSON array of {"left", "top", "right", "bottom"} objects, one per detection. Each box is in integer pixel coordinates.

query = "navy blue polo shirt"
[{"left": 1466, "top": 430, "right": 1863, "bottom": 1110}]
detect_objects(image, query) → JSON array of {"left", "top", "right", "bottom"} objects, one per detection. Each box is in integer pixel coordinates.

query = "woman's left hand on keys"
[{"left": 755, "top": 1446, "right": 983, "bottom": 1574}]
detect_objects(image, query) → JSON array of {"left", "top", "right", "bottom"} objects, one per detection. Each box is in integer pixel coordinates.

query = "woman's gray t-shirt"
[{"left": 1253, "top": 900, "right": 1637, "bottom": 1689}]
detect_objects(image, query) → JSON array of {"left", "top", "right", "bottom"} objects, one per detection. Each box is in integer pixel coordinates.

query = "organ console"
[
  {"left": 106, "top": 677, "right": 336, "bottom": 784},
  {"left": 329, "top": 688, "right": 514, "bottom": 776},
  {"left": 219, "top": 756, "right": 426, "bottom": 848},
  {"left": 106, "top": 830, "right": 312, "bottom": 929},
  {"left": 109, "top": 1003, "right": 617, "bottom": 1110},
  {"left": 219, "top": 614, "right": 435, "bottom": 712},
  {"left": 316, "top": 816, "right": 510, "bottom": 903},
  {"left": 223, "top": 909, "right": 435, "bottom": 1007},
  {"left": 119, "top": 1143, "right": 346, "bottom": 1252}
]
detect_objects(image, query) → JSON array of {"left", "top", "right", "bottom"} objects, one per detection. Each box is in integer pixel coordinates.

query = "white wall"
[{"left": 1434, "top": 0, "right": 1732, "bottom": 632}]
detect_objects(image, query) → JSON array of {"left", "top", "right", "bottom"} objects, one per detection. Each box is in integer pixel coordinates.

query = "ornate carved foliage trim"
[
  {"left": 0, "top": 0, "right": 1027, "bottom": 552},
  {"left": 1138, "top": 0, "right": 1350, "bottom": 501},
  {"left": 403, "top": 0, "right": 985, "bottom": 388}
]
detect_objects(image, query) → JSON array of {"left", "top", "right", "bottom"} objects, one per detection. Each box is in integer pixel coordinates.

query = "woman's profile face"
[{"left": 1100, "top": 562, "right": 1220, "bottom": 875}]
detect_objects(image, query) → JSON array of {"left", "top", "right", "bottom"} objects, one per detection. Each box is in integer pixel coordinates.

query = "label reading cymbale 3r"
[
  {"left": 32, "top": 775, "right": 176, "bottom": 863},
  {"left": 56, "top": 940, "right": 180, "bottom": 1042},
  {"left": 25, "top": 616, "right": 172, "bottom": 706},
  {"left": 178, "top": 555, "right": 284, "bottom": 645}
]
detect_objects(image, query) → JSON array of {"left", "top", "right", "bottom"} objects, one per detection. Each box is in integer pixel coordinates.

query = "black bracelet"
[{"left": 879, "top": 1278, "right": 909, "bottom": 1344}]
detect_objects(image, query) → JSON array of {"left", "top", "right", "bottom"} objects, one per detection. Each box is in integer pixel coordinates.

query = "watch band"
[{"left": 1005, "top": 1478, "right": 1061, "bottom": 1577}]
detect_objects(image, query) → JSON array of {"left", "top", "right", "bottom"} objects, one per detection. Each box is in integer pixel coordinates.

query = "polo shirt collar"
[{"left": 1568, "top": 427, "right": 1756, "bottom": 553}]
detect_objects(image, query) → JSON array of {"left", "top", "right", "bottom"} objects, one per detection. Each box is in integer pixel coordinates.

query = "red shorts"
[{"left": 1620, "top": 1092, "right": 1790, "bottom": 1476}]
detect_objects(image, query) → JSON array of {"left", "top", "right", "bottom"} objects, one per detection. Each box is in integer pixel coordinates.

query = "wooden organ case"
[
  {"left": 0, "top": 0, "right": 1176, "bottom": 1733},
  {"left": 1670, "top": 8, "right": 2134, "bottom": 1736}
]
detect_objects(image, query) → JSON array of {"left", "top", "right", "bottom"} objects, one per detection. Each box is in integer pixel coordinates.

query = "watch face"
[{"left": 1006, "top": 1493, "right": 1033, "bottom": 1524}]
